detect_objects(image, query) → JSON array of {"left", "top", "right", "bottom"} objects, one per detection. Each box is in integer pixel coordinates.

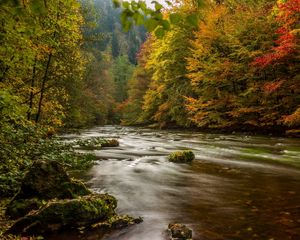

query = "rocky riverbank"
[{"left": 1, "top": 159, "right": 142, "bottom": 239}]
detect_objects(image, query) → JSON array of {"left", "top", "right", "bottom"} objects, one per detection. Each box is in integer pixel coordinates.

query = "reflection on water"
[{"left": 61, "top": 126, "right": 300, "bottom": 240}]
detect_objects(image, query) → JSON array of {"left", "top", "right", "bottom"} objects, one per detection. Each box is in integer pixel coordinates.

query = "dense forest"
[
  {"left": 0, "top": 0, "right": 146, "bottom": 129},
  {"left": 121, "top": 0, "right": 300, "bottom": 134}
]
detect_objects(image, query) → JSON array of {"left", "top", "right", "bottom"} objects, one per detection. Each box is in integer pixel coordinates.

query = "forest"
[
  {"left": 121, "top": 0, "right": 300, "bottom": 133},
  {"left": 0, "top": 0, "right": 299, "bottom": 239}
]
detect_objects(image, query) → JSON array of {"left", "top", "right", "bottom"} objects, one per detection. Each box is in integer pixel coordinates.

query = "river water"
[{"left": 61, "top": 125, "right": 300, "bottom": 240}]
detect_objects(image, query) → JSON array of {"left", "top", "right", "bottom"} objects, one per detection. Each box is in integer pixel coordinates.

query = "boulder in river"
[
  {"left": 101, "top": 139, "right": 119, "bottom": 147},
  {"left": 168, "top": 150, "right": 195, "bottom": 163},
  {"left": 168, "top": 223, "right": 192, "bottom": 240},
  {"left": 75, "top": 138, "right": 119, "bottom": 150},
  {"left": 91, "top": 214, "right": 143, "bottom": 231}
]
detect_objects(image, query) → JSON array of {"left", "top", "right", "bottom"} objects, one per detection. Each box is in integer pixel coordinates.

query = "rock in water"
[
  {"left": 6, "top": 160, "right": 91, "bottom": 219},
  {"left": 91, "top": 215, "right": 143, "bottom": 231},
  {"left": 101, "top": 139, "right": 119, "bottom": 147},
  {"left": 168, "top": 150, "right": 195, "bottom": 163},
  {"left": 168, "top": 223, "right": 193, "bottom": 240},
  {"left": 8, "top": 194, "right": 117, "bottom": 234}
]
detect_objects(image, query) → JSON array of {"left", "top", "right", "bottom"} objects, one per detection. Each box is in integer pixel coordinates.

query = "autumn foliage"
[
  {"left": 252, "top": 0, "right": 299, "bottom": 68},
  {"left": 121, "top": 0, "right": 300, "bottom": 133}
]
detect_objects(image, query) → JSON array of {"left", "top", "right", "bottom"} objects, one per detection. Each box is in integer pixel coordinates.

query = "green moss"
[
  {"left": 61, "top": 179, "right": 91, "bottom": 199},
  {"left": 101, "top": 139, "right": 119, "bottom": 147},
  {"left": 75, "top": 138, "right": 119, "bottom": 150},
  {"left": 91, "top": 215, "right": 143, "bottom": 230},
  {"left": 8, "top": 194, "right": 117, "bottom": 235},
  {"left": 5, "top": 198, "right": 45, "bottom": 220},
  {"left": 15, "top": 160, "right": 91, "bottom": 200},
  {"left": 5, "top": 160, "right": 91, "bottom": 220},
  {"left": 3, "top": 160, "right": 141, "bottom": 237},
  {"left": 168, "top": 150, "right": 195, "bottom": 163}
]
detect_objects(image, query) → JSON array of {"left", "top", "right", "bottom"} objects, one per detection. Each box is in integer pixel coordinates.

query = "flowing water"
[{"left": 60, "top": 126, "right": 300, "bottom": 240}]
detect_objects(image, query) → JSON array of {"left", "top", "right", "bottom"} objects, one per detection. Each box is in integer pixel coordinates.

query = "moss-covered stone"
[
  {"left": 5, "top": 160, "right": 91, "bottom": 219},
  {"left": 13, "top": 160, "right": 91, "bottom": 200},
  {"left": 101, "top": 139, "right": 119, "bottom": 147},
  {"left": 4, "top": 160, "right": 142, "bottom": 237},
  {"left": 168, "top": 150, "right": 195, "bottom": 163},
  {"left": 75, "top": 137, "right": 119, "bottom": 150},
  {"left": 5, "top": 198, "right": 45, "bottom": 220},
  {"left": 91, "top": 215, "right": 143, "bottom": 231},
  {"left": 168, "top": 223, "right": 192, "bottom": 240},
  {"left": 61, "top": 179, "right": 92, "bottom": 199},
  {"left": 7, "top": 194, "right": 117, "bottom": 234}
]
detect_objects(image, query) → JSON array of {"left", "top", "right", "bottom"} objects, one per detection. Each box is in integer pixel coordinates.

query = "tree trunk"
[
  {"left": 35, "top": 53, "right": 52, "bottom": 123},
  {"left": 27, "top": 58, "right": 37, "bottom": 120}
]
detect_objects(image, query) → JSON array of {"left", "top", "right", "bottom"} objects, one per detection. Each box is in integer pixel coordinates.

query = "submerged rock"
[
  {"left": 8, "top": 194, "right": 116, "bottom": 234},
  {"left": 6, "top": 160, "right": 91, "bottom": 219},
  {"left": 168, "top": 150, "right": 195, "bottom": 163},
  {"left": 168, "top": 223, "right": 192, "bottom": 240}
]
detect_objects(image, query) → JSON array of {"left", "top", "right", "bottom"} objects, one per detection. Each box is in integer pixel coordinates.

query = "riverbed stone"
[
  {"left": 5, "top": 160, "right": 91, "bottom": 219},
  {"left": 168, "top": 150, "right": 195, "bottom": 163},
  {"left": 101, "top": 139, "right": 119, "bottom": 147},
  {"left": 91, "top": 215, "right": 143, "bottom": 231},
  {"left": 168, "top": 223, "right": 192, "bottom": 240},
  {"left": 75, "top": 138, "right": 119, "bottom": 150},
  {"left": 7, "top": 194, "right": 117, "bottom": 234}
]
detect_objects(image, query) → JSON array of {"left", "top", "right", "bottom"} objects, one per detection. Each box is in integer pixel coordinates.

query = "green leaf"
[
  {"left": 120, "top": 11, "right": 128, "bottom": 24},
  {"left": 122, "top": 1, "right": 130, "bottom": 9},
  {"left": 161, "top": 20, "right": 170, "bottom": 30},
  {"left": 131, "top": 1, "right": 139, "bottom": 11},
  {"left": 169, "top": 13, "right": 182, "bottom": 24},
  {"left": 154, "top": 27, "right": 165, "bottom": 39},
  {"left": 112, "top": 0, "right": 121, "bottom": 8},
  {"left": 154, "top": 2, "right": 163, "bottom": 11},
  {"left": 139, "top": 1, "right": 147, "bottom": 11},
  {"left": 151, "top": 11, "right": 163, "bottom": 21},
  {"left": 145, "top": 18, "right": 159, "bottom": 32},
  {"left": 133, "top": 13, "right": 145, "bottom": 25},
  {"left": 186, "top": 13, "right": 199, "bottom": 27}
]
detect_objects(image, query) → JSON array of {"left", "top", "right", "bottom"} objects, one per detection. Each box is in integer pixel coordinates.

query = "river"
[{"left": 60, "top": 125, "right": 300, "bottom": 240}]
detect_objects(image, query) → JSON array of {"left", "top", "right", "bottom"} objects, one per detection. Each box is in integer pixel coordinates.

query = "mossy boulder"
[
  {"left": 12, "top": 160, "right": 91, "bottom": 200},
  {"left": 92, "top": 215, "right": 143, "bottom": 231},
  {"left": 75, "top": 137, "right": 119, "bottom": 150},
  {"left": 4, "top": 159, "right": 142, "bottom": 236},
  {"left": 5, "top": 160, "right": 91, "bottom": 219},
  {"left": 101, "top": 139, "right": 119, "bottom": 147},
  {"left": 4, "top": 198, "right": 44, "bottom": 220},
  {"left": 168, "top": 223, "right": 192, "bottom": 240},
  {"left": 168, "top": 150, "right": 195, "bottom": 163},
  {"left": 7, "top": 194, "right": 117, "bottom": 234}
]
